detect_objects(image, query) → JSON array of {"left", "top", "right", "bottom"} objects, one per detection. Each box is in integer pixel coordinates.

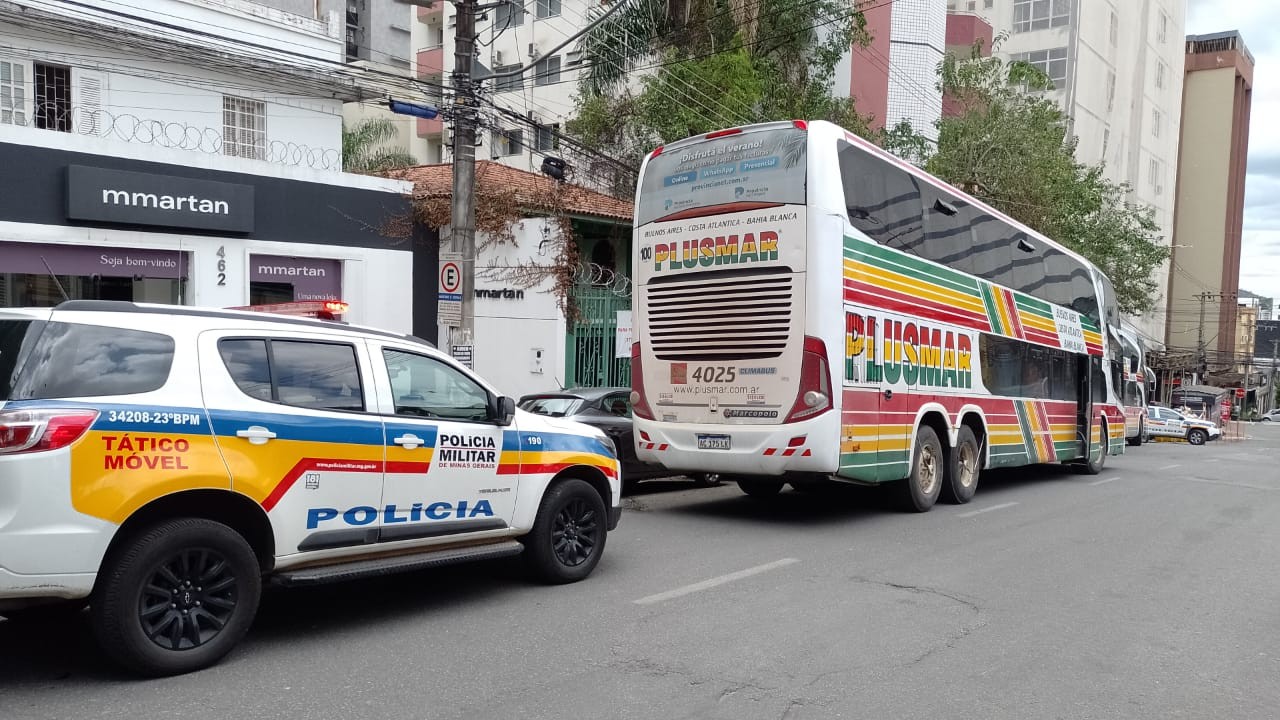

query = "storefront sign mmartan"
[{"left": 66, "top": 165, "right": 255, "bottom": 233}]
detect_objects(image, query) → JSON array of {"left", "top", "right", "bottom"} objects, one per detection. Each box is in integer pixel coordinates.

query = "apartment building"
[
  {"left": 961, "top": 0, "right": 1185, "bottom": 347},
  {"left": 1166, "top": 31, "right": 1254, "bottom": 366},
  {"left": 409, "top": 0, "right": 584, "bottom": 170},
  {"left": 836, "top": 0, "right": 947, "bottom": 141},
  {"left": 0, "top": 0, "right": 418, "bottom": 331}
]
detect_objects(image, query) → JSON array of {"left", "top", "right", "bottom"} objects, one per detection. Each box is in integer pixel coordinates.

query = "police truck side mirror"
[{"left": 495, "top": 396, "right": 516, "bottom": 426}]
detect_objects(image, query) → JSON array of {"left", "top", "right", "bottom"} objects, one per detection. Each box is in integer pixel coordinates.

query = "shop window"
[
  {"left": 8, "top": 322, "right": 175, "bottom": 399},
  {"left": 1, "top": 244, "right": 189, "bottom": 308},
  {"left": 223, "top": 95, "right": 267, "bottom": 161}
]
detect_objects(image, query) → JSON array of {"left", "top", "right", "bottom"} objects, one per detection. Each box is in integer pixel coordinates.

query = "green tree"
[
  {"left": 342, "top": 117, "right": 417, "bottom": 174},
  {"left": 570, "top": 0, "right": 872, "bottom": 195},
  {"left": 917, "top": 40, "right": 1169, "bottom": 314}
]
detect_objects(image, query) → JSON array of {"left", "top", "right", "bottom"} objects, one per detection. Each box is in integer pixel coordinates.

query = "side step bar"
[{"left": 271, "top": 540, "right": 525, "bottom": 588}]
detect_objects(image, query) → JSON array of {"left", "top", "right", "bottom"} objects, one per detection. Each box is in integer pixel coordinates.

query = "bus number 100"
[{"left": 692, "top": 366, "right": 736, "bottom": 383}]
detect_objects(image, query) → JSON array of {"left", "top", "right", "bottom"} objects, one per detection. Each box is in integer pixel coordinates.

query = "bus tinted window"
[
  {"left": 636, "top": 126, "right": 807, "bottom": 226},
  {"left": 838, "top": 141, "right": 925, "bottom": 251},
  {"left": 980, "top": 333, "right": 1081, "bottom": 400}
]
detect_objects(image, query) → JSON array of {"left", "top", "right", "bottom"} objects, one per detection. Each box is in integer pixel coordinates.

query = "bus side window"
[
  {"left": 1051, "top": 351, "right": 1079, "bottom": 402},
  {"left": 1091, "top": 358, "right": 1107, "bottom": 403},
  {"left": 838, "top": 140, "right": 925, "bottom": 250}
]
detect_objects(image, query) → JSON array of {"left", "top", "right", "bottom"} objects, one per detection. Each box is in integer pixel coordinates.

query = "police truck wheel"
[
  {"left": 899, "top": 426, "right": 943, "bottom": 512},
  {"left": 738, "top": 480, "right": 784, "bottom": 498},
  {"left": 1078, "top": 420, "right": 1107, "bottom": 475},
  {"left": 524, "top": 479, "right": 607, "bottom": 585},
  {"left": 91, "top": 518, "right": 261, "bottom": 677},
  {"left": 942, "top": 425, "right": 980, "bottom": 504},
  {"left": 1187, "top": 428, "right": 1208, "bottom": 446}
]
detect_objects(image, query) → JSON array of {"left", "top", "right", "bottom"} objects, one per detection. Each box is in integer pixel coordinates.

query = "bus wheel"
[
  {"left": 1078, "top": 420, "right": 1107, "bottom": 475},
  {"left": 898, "top": 426, "right": 943, "bottom": 512},
  {"left": 942, "top": 425, "right": 980, "bottom": 504},
  {"left": 738, "top": 480, "right": 784, "bottom": 499}
]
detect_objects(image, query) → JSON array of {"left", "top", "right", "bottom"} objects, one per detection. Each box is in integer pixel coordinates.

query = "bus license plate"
[{"left": 697, "top": 434, "right": 732, "bottom": 450}]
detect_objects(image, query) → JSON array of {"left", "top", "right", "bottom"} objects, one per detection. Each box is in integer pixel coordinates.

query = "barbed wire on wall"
[
  {"left": 573, "top": 262, "right": 632, "bottom": 298},
  {"left": 6, "top": 105, "right": 343, "bottom": 170}
]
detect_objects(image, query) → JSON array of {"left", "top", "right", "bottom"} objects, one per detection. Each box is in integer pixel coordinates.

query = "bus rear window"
[{"left": 636, "top": 126, "right": 807, "bottom": 226}]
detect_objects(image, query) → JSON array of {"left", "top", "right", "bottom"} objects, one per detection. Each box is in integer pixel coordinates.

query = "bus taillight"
[
  {"left": 786, "top": 336, "right": 833, "bottom": 423},
  {"left": 629, "top": 342, "right": 655, "bottom": 420}
]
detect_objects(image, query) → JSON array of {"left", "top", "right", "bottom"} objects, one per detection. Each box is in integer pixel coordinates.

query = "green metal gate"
[{"left": 565, "top": 283, "right": 632, "bottom": 388}]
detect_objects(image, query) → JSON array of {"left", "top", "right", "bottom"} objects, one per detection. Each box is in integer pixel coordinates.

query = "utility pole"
[
  {"left": 1270, "top": 338, "right": 1279, "bottom": 412},
  {"left": 450, "top": 0, "right": 478, "bottom": 359},
  {"left": 400, "top": 0, "right": 625, "bottom": 365},
  {"left": 1195, "top": 291, "right": 1211, "bottom": 381}
]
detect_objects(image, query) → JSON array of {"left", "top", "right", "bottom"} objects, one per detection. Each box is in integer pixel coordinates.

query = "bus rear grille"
[{"left": 645, "top": 269, "right": 793, "bottom": 361}]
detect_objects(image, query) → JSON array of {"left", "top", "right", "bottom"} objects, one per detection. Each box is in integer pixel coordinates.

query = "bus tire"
[
  {"left": 898, "top": 426, "right": 943, "bottom": 512},
  {"left": 942, "top": 425, "right": 980, "bottom": 505},
  {"left": 1078, "top": 420, "right": 1107, "bottom": 475},
  {"left": 738, "top": 480, "right": 784, "bottom": 498}
]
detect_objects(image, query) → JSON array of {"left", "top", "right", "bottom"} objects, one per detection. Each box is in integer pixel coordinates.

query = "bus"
[
  {"left": 628, "top": 120, "right": 1126, "bottom": 511},
  {"left": 1117, "top": 325, "right": 1149, "bottom": 445}
]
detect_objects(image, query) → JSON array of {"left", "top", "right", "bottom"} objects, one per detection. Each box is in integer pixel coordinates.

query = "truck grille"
[{"left": 644, "top": 269, "right": 794, "bottom": 361}]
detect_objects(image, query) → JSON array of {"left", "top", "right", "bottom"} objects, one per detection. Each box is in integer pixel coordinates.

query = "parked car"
[
  {"left": 1146, "top": 406, "right": 1222, "bottom": 445},
  {"left": 0, "top": 301, "right": 621, "bottom": 676},
  {"left": 518, "top": 387, "right": 719, "bottom": 492},
  {"left": 1260, "top": 409, "right": 1280, "bottom": 422}
]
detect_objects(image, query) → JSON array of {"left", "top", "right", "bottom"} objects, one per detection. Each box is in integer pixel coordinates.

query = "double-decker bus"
[
  {"left": 628, "top": 120, "right": 1125, "bottom": 511},
  {"left": 1117, "top": 324, "right": 1149, "bottom": 445}
]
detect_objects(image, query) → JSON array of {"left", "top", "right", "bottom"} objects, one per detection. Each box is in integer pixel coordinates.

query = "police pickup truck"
[{"left": 0, "top": 301, "right": 621, "bottom": 676}]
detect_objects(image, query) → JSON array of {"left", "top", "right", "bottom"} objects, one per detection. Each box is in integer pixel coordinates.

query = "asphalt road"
[{"left": 3, "top": 427, "right": 1280, "bottom": 719}]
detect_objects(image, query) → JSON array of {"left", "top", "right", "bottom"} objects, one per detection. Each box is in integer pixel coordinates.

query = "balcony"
[
  {"left": 416, "top": 47, "right": 445, "bottom": 80},
  {"left": 418, "top": 3, "right": 443, "bottom": 22},
  {"left": 417, "top": 116, "right": 443, "bottom": 137}
]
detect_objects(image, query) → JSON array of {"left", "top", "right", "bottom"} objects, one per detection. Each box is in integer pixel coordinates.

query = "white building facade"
[
  {"left": 970, "top": 0, "right": 1186, "bottom": 347},
  {"left": 409, "top": 0, "right": 587, "bottom": 171},
  {"left": 0, "top": 0, "right": 417, "bottom": 332}
]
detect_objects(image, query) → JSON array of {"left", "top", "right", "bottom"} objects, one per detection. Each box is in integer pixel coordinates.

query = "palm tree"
[{"left": 342, "top": 117, "right": 418, "bottom": 174}]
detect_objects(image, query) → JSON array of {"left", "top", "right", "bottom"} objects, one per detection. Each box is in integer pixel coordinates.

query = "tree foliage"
[
  {"left": 570, "top": 0, "right": 872, "bottom": 195},
  {"left": 919, "top": 40, "right": 1169, "bottom": 314},
  {"left": 342, "top": 117, "right": 417, "bottom": 175}
]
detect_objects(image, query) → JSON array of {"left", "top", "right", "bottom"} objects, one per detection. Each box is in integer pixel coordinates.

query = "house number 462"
[{"left": 216, "top": 246, "right": 227, "bottom": 286}]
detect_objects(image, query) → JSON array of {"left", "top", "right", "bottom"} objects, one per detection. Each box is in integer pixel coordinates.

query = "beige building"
[
  {"left": 1235, "top": 303, "right": 1258, "bottom": 374},
  {"left": 1165, "top": 31, "right": 1254, "bottom": 371}
]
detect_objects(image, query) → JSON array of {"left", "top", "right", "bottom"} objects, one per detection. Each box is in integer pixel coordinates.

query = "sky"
[{"left": 1185, "top": 0, "right": 1280, "bottom": 302}]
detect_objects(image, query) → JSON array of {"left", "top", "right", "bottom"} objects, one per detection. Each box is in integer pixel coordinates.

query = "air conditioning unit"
[
  {"left": 528, "top": 42, "right": 538, "bottom": 58},
  {"left": 447, "top": 14, "right": 456, "bottom": 28},
  {"left": 494, "top": 50, "right": 505, "bottom": 64}
]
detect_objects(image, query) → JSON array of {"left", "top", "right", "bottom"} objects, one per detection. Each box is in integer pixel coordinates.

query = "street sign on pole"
[
  {"left": 1236, "top": 387, "right": 1246, "bottom": 399},
  {"left": 451, "top": 343, "right": 473, "bottom": 369},
  {"left": 438, "top": 253, "right": 463, "bottom": 327}
]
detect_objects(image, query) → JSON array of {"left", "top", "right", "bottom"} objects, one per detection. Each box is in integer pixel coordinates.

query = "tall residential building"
[
  {"left": 968, "top": 0, "right": 1185, "bottom": 347},
  {"left": 1165, "top": 31, "right": 1254, "bottom": 367},
  {"left": 837, "top": 0, "right": 946, "bottom": 141},
  {"left": 409, "top": 0, "right": 587, "bottom": 171}
]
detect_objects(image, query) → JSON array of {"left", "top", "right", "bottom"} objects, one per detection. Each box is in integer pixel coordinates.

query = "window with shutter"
[{"left": 73, "top": 69, "right": 105, "bottom": 136}]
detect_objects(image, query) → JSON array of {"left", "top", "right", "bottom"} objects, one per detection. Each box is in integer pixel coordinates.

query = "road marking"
[
  {"left": 634, "top": 558, "right": 800, "bottom": 605},
  {"left": 1181, "top": 477, "right": 1276, "bottom": 492},
  {"left": 957, "top": 501, "right": 1018, "bottom": 518},
  {"left": 1158, "top": 464, "right": 1181, "bottom": 471},
  {"left": 1089, "top": 476, "right": 1121, "bottom": 486}
]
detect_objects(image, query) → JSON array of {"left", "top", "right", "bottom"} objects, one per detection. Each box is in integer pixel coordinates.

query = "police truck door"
[
  {"left": 371, "top": 343, "right": 516, "bottom": 542},
  {"left": 200, "top": 331, "right": 387, "bottom": 555}
]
